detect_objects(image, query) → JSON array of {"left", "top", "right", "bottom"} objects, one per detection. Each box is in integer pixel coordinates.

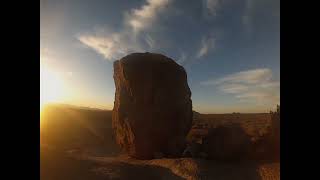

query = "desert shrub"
[
  {"left": 249, "top": 105, "right": 280, "bottom": 161},
  {"left": 268, "top": 105, "right": 280, "bottom": 160},
  {"left": 202, "top": 123, "right": 252, "bottom": 161}
]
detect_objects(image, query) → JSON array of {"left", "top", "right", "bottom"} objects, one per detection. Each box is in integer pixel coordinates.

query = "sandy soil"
[
  {"left": 41, "top": 144, "right": 279, "bottom": 180},
  {"left": 40, "top": 106, "right": 279, "bottom": 180},
  {"left": 91, "top": 156, "right": 279, "bottom": 180}
]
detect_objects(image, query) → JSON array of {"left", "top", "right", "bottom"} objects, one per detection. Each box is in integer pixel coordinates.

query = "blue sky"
[{"left": 40, "top": 0, "right": 279, "bottom": 113}]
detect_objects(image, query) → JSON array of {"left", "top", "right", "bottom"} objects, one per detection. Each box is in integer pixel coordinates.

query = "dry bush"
[{"left": 202, "top": 124, "right": 252, "bottom": 161}]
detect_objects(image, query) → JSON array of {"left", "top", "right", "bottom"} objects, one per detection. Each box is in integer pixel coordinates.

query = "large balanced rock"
[{"left": 112, "top": 52, "right": 193, "bottom": 159}]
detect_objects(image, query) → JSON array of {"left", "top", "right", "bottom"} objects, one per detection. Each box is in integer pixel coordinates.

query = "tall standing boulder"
[{"left": 112, "top": 52, "right": 193, "bottom": 159}]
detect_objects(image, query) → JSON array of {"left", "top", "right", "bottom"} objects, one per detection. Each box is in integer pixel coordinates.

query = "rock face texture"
[{"left": 112, "top": 52, "right": 193, "bottom": 159}]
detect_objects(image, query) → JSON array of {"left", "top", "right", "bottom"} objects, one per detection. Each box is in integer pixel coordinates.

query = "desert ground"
[{"left": 40, "top": 104, "right": 279, "bottom": 180}]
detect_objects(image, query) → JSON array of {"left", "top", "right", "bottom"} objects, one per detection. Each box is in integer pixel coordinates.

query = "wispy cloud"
[
  {"left": 218, "top": 83, "right": 249, "bottom": 94},
  {"left": 205, "top": 0, "right": 220, "bottom": 16},
  {"left": 78, "top": 0, "right": 221, "bottom": 63},
  {"left": 177, "top": 51, "right": 188, "bottom": 65},
  {"left": 242, "top": 0, "right": 254, "bottom": 33},
  {"left": 127, "top": 0, "right": 170, "bottom": 33},
  {"left": 144, "top": 34, "right": 155, "bottom": 49},
  {"left": 206, "top": 68, "right": 273, "bottom": 85},
  {"left": 77, "top": 0, "right": 171, "bottom": 61},
  {"left": 196, "top": 36, "right": 215, "bottom": 58},
  {"left": 201, "top": 68, "right": 280, "bottom": 105},
  {"left": 78, "top": 30, "right": 143, "bottom": 60}
]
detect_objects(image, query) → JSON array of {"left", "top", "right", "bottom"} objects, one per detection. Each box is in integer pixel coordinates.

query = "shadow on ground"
[
  {"left": 41, "top": 146, "right": 278, "bottom": 180},
  {"left": 41, "top": 146, "right": 183, "bottom": 180},
  {"left": 92, "top": 161, "right": 184, "bottom": 180}
]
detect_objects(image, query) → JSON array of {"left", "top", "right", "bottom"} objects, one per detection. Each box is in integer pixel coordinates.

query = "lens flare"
[{"left": 40, "top": 64, "right": 65, "bottom": 111}]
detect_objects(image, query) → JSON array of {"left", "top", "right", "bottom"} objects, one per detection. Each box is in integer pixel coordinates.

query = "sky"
[{"left": 40, "top": 0, "right": 280, "bottom": 113}]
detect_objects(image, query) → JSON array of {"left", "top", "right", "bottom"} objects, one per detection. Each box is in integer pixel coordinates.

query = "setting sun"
[{"left": 40, "top": 64, "right": 65, "bottom": 111}]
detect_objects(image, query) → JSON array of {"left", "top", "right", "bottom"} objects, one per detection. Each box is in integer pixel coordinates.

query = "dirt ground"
[
  {"left": 41, "top": 146, "right": 279, "bottom": 180},
  {"left": 41, "top": 105, "right": 279, "bottom": 180},
  {"left": 88, "top": 155, "right": 279, "bottom": 180}
]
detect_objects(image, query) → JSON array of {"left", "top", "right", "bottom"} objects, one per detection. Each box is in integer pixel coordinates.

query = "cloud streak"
[
  {"left": 127, "top": 0, "right": 170, "bottom": 33},
  {"left": 201, "top": 68, "right": 280, "bottom": 105},
  {"left": 205, "top": 0, "right": 220, "bottom": 16},
  {"left": 77, "top": 0, "right": 171, "bottom": 61},
  {"left": 176, "top": 51, "right": 188, "bottom": 65},
  {"left": 196, "top": 35, "right": 215, "bottom": 58},
  {"left": 242, "top": 0, "right": 254, "bottom": 33},
  {"left": 78, "top": 30, "right": 143, "bottom": 60},
  {"left": 77, "top": 0, "right": 220, "bottom": 63},
  {"left": 203, "top": 68, "right": 273, "bottom": 85}
]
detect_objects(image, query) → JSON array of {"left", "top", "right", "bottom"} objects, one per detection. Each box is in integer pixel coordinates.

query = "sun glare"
[{"left": 40, "top": 64, "right": 65, "bottom": 111}]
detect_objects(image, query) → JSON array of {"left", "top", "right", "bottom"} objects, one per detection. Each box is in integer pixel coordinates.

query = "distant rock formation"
[{"left": 112, "top": 52, "right": 193, "bottom": 159}]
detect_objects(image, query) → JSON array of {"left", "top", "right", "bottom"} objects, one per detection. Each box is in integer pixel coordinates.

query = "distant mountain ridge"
[{"left": 43, "top": 103, "right": 111, "bottom": 112}]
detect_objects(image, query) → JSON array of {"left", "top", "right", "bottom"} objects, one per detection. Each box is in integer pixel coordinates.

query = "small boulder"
[
  {"left": 203, "top": 124, "right": 251, "bottom": 161},
  {"left": 182, "top": 142, "right": 202, "bottom": 158}
]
